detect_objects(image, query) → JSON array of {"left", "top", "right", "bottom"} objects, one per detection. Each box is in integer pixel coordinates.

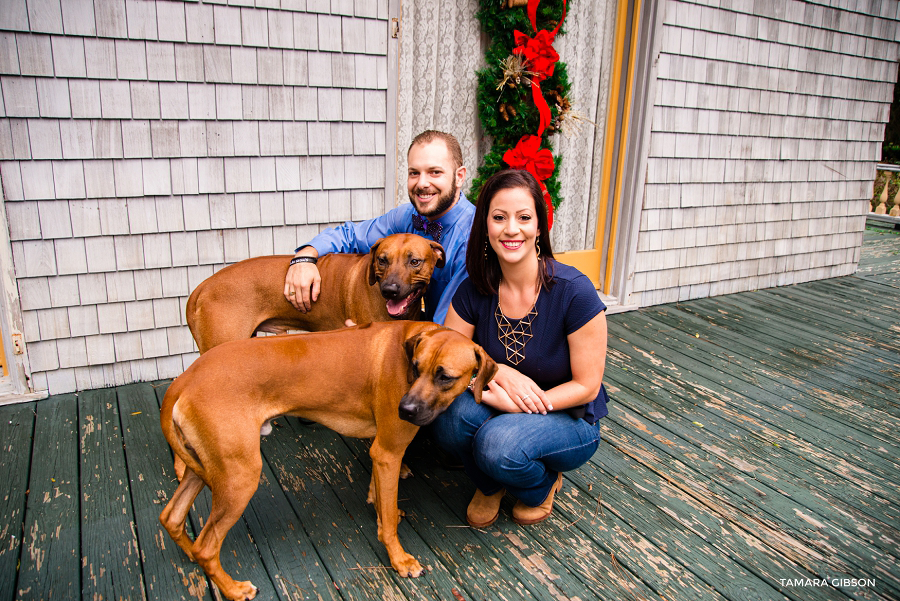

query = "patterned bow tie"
[{"left": 412, "top": 214, "right": 443, "bottom": 243}]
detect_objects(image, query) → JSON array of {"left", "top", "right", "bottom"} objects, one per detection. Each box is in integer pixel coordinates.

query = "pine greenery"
[{"left": 471, "top": 0, "right": 571, "bottom": 208}]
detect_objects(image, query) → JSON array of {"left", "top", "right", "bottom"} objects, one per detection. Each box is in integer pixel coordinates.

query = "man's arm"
[
  {"left": 430, "top": 265, "right": 469, "bottom": 325},
  {"left": 284, "top": 245, "right": 320, "bottom": 312}
]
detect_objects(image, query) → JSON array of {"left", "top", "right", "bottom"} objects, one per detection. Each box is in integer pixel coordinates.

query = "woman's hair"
[{"left": 466, "top": 169, "right": 555, "bottom": 296}]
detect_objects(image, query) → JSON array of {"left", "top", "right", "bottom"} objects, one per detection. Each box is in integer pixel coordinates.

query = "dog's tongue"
[{"left": 387, "top": 295, "right": 412, "bottom": 316}]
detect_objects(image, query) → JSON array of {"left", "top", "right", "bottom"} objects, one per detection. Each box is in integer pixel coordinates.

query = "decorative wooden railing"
[{"left": 871, "top": 164, "right": 900, "bottom": 227}]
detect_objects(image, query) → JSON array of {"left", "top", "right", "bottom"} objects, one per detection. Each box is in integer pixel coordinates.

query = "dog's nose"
[
  {"left": 398, "top": 400, "right": 419, "bottom": 422},
  {"left": 381, "top": 282, "right": 401, "bottom": 298}
]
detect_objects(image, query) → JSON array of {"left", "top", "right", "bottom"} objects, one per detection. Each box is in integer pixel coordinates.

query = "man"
[{"left": 284, "top": 130, "right": 473, "bottom": 325}]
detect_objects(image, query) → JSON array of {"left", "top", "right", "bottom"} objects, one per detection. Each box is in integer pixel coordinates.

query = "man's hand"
[{"left": 284, "top": 250, "right": 321, "bottom": 312}]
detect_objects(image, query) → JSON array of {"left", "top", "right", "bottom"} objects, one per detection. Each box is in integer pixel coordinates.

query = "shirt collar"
[{"left": 427, "top": 191, "right": 469, "bottom": 228}]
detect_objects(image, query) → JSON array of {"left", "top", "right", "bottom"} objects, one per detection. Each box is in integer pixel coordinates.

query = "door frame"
[
  {"left": 556, "top": 0, "right": 664, "bottom": 311},
  {"left": 0, "top": 196, "right": 46, "bottom": 404}
]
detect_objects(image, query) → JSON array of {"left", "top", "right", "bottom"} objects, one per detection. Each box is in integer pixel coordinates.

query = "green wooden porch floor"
[{"left": 2, "top": 228, "right": 898, "bottom": 601}]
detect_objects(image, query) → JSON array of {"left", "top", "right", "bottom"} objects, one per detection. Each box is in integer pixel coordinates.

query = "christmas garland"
[{"left": 472, "top": 0, "right": 572, "bottom": 227}]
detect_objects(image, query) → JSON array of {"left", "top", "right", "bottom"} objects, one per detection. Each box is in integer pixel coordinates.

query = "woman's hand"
[
  {"left": 483, "top": 365, "right": 551, "bottom": 414},
  {"left": 480, "top": 381, "right": 521, "bottom": 413}
]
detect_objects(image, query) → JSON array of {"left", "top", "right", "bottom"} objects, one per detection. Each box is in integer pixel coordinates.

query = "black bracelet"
[{"left": 289, "top": 256, "right": 318, "bottom": 266}]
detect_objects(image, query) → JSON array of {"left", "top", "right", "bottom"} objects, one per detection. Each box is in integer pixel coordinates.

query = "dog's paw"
[
  {"left": 393, "top": 554, "right": 424, "bottom": 578},
  {"left": 222, "top": 580, "right": 258, "bottom": 601},
  {"left": 399, "top": 462, "right": 413, "bottom": 479}
]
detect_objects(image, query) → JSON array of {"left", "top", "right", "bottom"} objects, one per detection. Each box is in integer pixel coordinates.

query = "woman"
[{"left": 431, "top": 169, "right": 609, "bottom": 528}]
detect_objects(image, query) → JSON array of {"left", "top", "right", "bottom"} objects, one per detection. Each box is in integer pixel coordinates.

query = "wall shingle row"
[
  {"left": 0, "top": 43, "right": 390, "bottom": 88},
  {"left": 1, "top": 154, "right": 385, "bottom": 198},
  {"left": 0, "top": 1, "right": 389, "bottom": 40},
  {"left": 1, "top": 76, "right": 389, "bottom": 120},
  {"left": 688, "top": 0, "right": 899, "bottom": 53}
]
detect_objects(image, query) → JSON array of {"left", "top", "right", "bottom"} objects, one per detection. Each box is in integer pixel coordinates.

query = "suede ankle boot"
[
  {"left": 512, "top": 473, "right": 563, "bottom": 525},
  {"left": 466, "top": 488, "right": 505, "bottom": 528}
]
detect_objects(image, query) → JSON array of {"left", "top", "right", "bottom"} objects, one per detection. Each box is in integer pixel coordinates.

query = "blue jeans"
[{"left": 430, "top": 390, "right": 601, "bottom": 507}]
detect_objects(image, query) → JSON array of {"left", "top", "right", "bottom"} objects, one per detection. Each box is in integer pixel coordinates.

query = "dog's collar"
[{"left": 467, "top": 371, "right": 478, "bottom": 392}]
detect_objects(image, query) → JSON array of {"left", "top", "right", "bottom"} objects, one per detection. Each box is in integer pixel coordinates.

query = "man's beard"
[{"left": 411, "top": 179, "right": 458, "bottom": 219}]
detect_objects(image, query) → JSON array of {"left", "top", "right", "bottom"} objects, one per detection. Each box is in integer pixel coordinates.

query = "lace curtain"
[
  {"left": 395, "top": 0, "right": 485, "bottom": 205},
  {"left": 550, "top": 0, "right": 618, "bottom": 252},
  {"left": 396, "top": 0, "right": 617, "bottom": 253}
]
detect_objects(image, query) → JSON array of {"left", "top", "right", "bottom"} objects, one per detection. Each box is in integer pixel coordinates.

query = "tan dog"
[
  {"left": 159, "top": 321, "right": 496, "bottom": 601},
  {"left": 186, "top": 234, "right": 445, "bottom": 353}
]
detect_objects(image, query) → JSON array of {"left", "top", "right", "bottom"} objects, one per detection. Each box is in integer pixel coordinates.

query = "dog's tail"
[
  {"left": 184, "top": 286, "right": 205, "bottom": 352},
  {"left": 160, "top": 383, "right": 205, "bottom": 476}
]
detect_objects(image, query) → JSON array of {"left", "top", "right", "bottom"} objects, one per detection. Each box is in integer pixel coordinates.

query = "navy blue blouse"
[{"left": 452, "top": 260, "right": 609, "bottom": 423}]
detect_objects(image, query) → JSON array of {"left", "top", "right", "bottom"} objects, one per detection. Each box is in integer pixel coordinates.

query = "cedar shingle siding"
[
  {"left": 630, "top": 0, "right": 899, "bottom": 307},
  {"left": 0, "top": 0, "right": 391, "bottom": 394}
]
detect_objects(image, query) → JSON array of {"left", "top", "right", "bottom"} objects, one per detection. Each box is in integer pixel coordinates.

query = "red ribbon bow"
[
  {"left": 512, "top": 0, "right": 567, "bottom": 136},
  {"left": 503, "top": 135, "right": 555, "bottom": 228},
  {"left": 513, "top": 29, "right": 559, "bottom": 82}
]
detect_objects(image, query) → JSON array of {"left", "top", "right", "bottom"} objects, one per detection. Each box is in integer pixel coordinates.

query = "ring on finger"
[
  {"left": 289, "top": 291, "right": 296, "bottom": 296},
  {"left": 521, "top": 394, "right": 531, "bottom": 402}
]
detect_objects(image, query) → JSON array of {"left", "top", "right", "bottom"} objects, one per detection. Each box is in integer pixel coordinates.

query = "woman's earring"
[
  {"left": 536, "top": 238, "right": 541, "bottom": 257},
  {"left": 484, "top": 240, "right": 489, "bottom": 260}
]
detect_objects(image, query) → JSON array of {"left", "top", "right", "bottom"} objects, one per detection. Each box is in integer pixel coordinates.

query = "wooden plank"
[
  {"left": 666, "top": 295, "right": 900, "bottom": 423},
  {"left": 798, "top": 279, "right": 900, "bottom": 328},
  {"left": 650, "top": 296, "right": 900, "bottom": 460},
  {"left": 153, "top": 382, "right": 342, "bottom": 600},
  {"left": 798, "top": 282, "right": 900, "bottom": 331},
  {"left": 775, "top": 276, "right": 900, "bottom": 322},
  {"left": 807, "top": 276, "right": 900, "bottom": 312},
  {"left": 703, "top": 293, "right": 900, "bottom": 406},
  {"left": 602, "top": 349, "right": 900, "bottom": 588},
  {"left": 0, "top": 402, "right": 35, "bottom": 601},
  {"left": 79, "top": 388, "right": 144, "bottom": 599},
  {"left": 718, "top": 293, "right": 900, "bottom": 393},
  {"left": 117, "top": 382, "right": 213, "bottom": 601},
  {"left": 708, "top": 292, "right": 900, "bottom": 384},
  {"left": 393, "top": 435, "right": 721, "bottom": 601},
  {"left": 261, "top": 418, "right": 447, "bottom": 601},
  {"left": 16, "top": 395, "right": 80, "bottom": 600},
  {"left": 862, "top": 272, "right": 900, "bottom": 286},
  {"left": 604, "top": 366, "right": 900, "bottom": 572},
  {"left": 859, "top": 254, "right": 900, "bottom": 270},
  {"left": 234, "top": 461, "right": 340, "bottom": 601},
  {"left": 831, "top": 270, "right": 900, "bottom": 292},
  {"left": 858, "top": 257, "right": 900, "bottom": 275},
  {"left": 646, "top": 303, "right": 900, "bottom": 449},
  {"left": 859, "top": 261, "right": 900, "bottom": 277},
  {"left": 756, "top": 287, "right": 900, "bottom": 357},
  {"left": 603, "top": 383, "right": 900, "bottom": 599},
  {"left": 749, "top": 284, "right": 900, "bottom": 367},
  {"left": 604, "top": 324, "right": 900, "bottom": 529},
  {"left": 587, "top": 426, "right": 855, "bottom": 601},
  {"left": 341, "top": 431, "right": 675, "bottom": 601},
  {"left": 609, "top": 313, "right": 900, "bottom": 490},
  {"left": 653, "top": 299, "right": 900, "bottom": 431}
]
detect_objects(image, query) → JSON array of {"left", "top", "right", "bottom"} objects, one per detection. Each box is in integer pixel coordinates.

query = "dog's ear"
[
  {"left": 470, "top": 344, "right": 498, "bottom": 404},
  {"left": 368, "top": 238, "right": 385, "bottom": 286},
  {"left": 429, "top": 241, "right": 446, "bottom": 269},
  {"left": 404, "top": 332, "right": 425, "bottom": 384}
]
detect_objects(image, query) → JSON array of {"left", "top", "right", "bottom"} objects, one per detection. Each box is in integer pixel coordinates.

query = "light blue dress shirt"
[{"left": 299, "top": 193, "right": 475, "bottom": 325}]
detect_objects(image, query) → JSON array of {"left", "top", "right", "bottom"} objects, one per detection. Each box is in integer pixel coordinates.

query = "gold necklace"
[{"left": 495, "top": 283, "right": 540, "bottom": 365}]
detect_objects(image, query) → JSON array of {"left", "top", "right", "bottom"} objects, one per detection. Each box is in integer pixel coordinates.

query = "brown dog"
[
  {"left": 159, "top": 321, "right": 496, "bottom": 601},
  {"left": 186, "top": 233, "right": 445, "bottom": 353}
]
